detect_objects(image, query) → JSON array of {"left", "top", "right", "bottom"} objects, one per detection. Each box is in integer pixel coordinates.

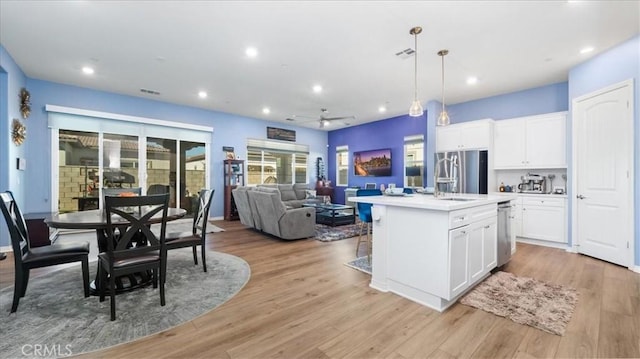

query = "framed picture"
[{"left": 354, "top": 148, "right": 392, "bottom": 177}]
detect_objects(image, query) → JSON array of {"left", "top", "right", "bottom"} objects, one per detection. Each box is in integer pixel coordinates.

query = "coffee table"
[{"left": 303, "top": 202, "right": 355, "bottom": 227}]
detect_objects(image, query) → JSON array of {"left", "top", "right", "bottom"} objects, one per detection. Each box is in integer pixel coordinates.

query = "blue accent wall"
[
  {"left": 0, "top": 45, "right": 27, "bottom": 247},
  {"left": 568, "top": 34, "right": 640, "bottom": 266},
  {"left": 327, "top": 113, "right": 427, "bottom": 204},
  {"left": 447, "top": 82, "right": 569, "bottom": 123},
  {"left": 21, "top": 78, "right": 328, "bottom": 221}
]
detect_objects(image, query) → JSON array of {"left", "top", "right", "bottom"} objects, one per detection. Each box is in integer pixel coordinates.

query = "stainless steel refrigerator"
[{"left": 434, "top": 150, "right": 488, "bottom": 194}]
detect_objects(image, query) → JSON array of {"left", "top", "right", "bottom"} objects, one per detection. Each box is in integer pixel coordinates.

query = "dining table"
[{"left": 45, "top": 207, "right": 187, "bottom": 294}]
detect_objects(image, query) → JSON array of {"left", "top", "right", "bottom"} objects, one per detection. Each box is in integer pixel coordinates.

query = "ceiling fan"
[{"left": 286, "top": 108, "right": 355, "bottom": 129}]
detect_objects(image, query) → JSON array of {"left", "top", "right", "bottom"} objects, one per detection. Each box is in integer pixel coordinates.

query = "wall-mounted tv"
[{"left": 354, "top": 148, "right": 391, "bottom": 177}]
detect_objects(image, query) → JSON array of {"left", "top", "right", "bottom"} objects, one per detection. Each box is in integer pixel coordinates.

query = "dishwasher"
[{"left": 497, "top": 201, "right": 513, "bottom": 267}]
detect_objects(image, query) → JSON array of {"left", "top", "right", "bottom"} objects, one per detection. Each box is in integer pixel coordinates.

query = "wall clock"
[
  {"left": 12, "top": 119, "right": 26, "bottom": 146},
  {"left": 20, "top": 88, "right": 31, "bottom": 119}
]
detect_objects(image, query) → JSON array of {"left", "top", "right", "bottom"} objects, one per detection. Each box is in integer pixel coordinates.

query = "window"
[
  {"left": 336, "top": 145, "right": 349, "bottom": 186},
  {"left": 404, "top": 135, "right": 424, "bottom": 188},
  {"left": 246, "top": 139, "right": 309, "bottom": 185}
]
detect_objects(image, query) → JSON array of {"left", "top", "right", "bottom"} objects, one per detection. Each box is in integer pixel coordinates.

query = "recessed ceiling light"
[
  {"left": 82, "top": 66, "right": 94, "bottom": 75},
  {"left": 466, "top": 76, "right": 478, "bottom": 85},
  {"left": 262, "top": 107, "right": 270, "bottom": 114},
  {"left": 198, "top": 91, "right": 207, "bottom": 99},
  {"left": 313, "top": 85, "right": 323, "bottom": 93},
  {"left": 378, "top": 106, "right": 387, "bottom": 113},
  {"left": 246, "top": 47, "right": 258, "bottom": 58},
  {"left": 580, "top": 47, "right": 594, "bottom": 54}
]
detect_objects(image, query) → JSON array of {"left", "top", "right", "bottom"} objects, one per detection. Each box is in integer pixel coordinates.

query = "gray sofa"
[
  {"left": 232, "top": 185, "right": 315, "bottom": 240},
  {"left": 256, "top": 183, "right": 309, "bottom": 208}
]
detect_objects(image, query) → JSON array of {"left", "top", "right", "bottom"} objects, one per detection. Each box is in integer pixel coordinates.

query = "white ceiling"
[{"left": 1, "top": 1, "right": 638, "bottom": 130}]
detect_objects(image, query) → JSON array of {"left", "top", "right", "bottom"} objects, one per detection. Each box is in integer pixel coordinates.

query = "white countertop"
[
  {"left": 350, "top": 193, "right": 517, "bottom": 211},
  {"left": 489, "top": 191, "right": 568, "bottom": 199}
]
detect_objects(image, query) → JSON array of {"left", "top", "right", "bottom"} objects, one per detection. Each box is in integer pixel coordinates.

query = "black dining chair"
[
  {"left": 166, "top": 189, "right": 214, "bottom": 272},
  {"left": 0, "top": 191, "right": 90, "bottom": 313},
  {"left": 99, "top": 193, "right": 169, "bottom": 321}
]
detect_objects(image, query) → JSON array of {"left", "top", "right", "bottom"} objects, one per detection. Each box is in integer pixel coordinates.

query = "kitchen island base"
[{"left": 349, "top": 194, "right": 511, "bottom": 313}]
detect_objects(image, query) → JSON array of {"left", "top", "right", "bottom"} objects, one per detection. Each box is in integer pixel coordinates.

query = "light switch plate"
[{"left": 17, "top": 157, "right": 26, "bottom": 170}]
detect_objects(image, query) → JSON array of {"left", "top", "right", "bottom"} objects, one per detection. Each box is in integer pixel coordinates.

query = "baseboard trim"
[
  {"left": 516, "top": 237, "right": 571, "bottom": 251},
  {"left": 633, "top": 266, "right": 640, "bottom": 274}
]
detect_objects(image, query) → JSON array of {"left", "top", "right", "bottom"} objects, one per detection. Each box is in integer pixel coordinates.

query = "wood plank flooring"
[{"left": 1, "top": 220, "right": 638, "bottom": 358}]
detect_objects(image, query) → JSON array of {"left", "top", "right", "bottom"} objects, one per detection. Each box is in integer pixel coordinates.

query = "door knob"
[{"left": 576, "top": 194, "right": 586, "bottom": 199}]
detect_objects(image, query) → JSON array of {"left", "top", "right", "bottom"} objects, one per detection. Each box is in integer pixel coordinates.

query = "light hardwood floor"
[{"left": 1, "top": 220, "right": 638, "bottom": 358}]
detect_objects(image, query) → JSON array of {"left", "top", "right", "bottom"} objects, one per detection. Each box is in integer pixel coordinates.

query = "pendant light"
[
  {"left": 437, "top": 49, "right": 450, "bottom": 126},
  {"left": 408, "top": 26, "right": 423, "bottom": 117}
]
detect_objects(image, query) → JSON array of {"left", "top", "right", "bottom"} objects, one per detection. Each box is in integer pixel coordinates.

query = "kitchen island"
[{"left": 351, "top": 193, "right": 516, "bottom": 312}]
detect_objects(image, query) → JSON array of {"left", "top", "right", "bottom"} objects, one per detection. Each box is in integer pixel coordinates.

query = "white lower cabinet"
[
  {"left": 512, "top": 195, "right": 567, "bottom": 244},
  {"left": 448, "top": 207, "right": 497, "bottom": 299},
  {"left": 448, "top": 226, "right": 469, "bottom": 299}
]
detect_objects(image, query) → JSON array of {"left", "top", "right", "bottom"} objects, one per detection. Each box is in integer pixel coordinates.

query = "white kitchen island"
[{"left": 351, "top": 193, "right": 516, "bottom": 312}]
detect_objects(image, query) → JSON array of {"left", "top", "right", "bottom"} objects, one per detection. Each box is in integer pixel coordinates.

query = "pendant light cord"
[
  {"left": 414, "top": 32, "right": 418, "bottom": 100},
  {"left": 441, "top": 54, "right": 445, "bottom": 112}
]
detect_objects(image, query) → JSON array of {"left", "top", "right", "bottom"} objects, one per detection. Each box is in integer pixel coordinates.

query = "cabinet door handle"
[
  {"left": 576, "top": 194, "right": 586, "bottom": 199},
  {"left": 484, "top": 225, "right": 491, "bottom": 229}
]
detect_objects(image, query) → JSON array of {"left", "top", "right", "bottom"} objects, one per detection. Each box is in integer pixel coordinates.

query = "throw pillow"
[
  {"left": 305, "top": 190, "right": 317, "bottom": 199},
  {"left": 279, "top": 184, "right": 297, "bottom": 201}
]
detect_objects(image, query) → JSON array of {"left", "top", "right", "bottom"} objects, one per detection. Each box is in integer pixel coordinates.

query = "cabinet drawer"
[
  {"left": 522, "top": 197, "right": 564, "bottom": 207},
  {"left": 449, "top": 204, "right": 496, "bottom": 229}
]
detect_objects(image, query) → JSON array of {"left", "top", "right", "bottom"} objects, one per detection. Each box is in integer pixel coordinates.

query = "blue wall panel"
[{"left": 328, "top": 113, "right": 427, "bottom": 204}]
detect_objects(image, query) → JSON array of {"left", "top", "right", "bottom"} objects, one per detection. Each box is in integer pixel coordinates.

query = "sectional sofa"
[{"left": 232, "top": 184, "right": 316, "bottom": 240}]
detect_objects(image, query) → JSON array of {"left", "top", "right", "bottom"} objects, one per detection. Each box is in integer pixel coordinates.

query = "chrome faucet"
[{"left": 434, "top": 155, "right": 459, "bottom": 198}]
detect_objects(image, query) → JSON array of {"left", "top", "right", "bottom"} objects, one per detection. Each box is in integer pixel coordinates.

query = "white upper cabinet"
[
  {"left": 493, "top": 112, "right": 567, "bottom": 169},
  {"left": 436, "top": 119, "right": 493, "bottom": 152}
]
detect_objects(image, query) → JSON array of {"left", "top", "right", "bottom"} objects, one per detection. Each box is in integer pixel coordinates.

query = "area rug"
[
  {"left": 0, "top": 248, "right": 250, "bottom": 358},
  {"left": 459, "top": 271, "right": 578, "bottom": 336},
  {"left": 345, "top": 256, "right": 371, "bottom": 275},
  {"left": 315, "top": 222, "right": 363, "bottom": 242}
]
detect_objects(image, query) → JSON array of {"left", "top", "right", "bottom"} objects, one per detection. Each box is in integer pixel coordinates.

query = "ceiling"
[{"left": 1, "top": 1, "right": 638, "bottom": 130}]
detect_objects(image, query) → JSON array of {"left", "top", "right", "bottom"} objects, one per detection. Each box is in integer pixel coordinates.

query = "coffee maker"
[{"left": 518, "top": 173, "right": 548, "bottom": 193}]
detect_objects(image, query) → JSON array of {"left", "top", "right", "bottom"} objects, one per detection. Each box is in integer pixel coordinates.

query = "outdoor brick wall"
[{"left": 58, "top": 165, "right": 204, "bottom": 212}]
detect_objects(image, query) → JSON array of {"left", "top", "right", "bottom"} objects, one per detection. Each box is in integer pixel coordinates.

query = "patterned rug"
[
  {"left": 314, "top": 221, "right": 363, "bottom": 242},
  {"left": 0, "top": 248, "right": 250, "bottom": 358},
  {"left": 345, "top": 256, "right": 371, "bottom": 274},
  {"left": 460, "top": 271, "right": 579, "bottom": 336}
]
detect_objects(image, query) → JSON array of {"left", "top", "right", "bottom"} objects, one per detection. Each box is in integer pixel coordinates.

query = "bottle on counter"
[{"left": 499, "top": 182, "right": 505, "bottom": 192}]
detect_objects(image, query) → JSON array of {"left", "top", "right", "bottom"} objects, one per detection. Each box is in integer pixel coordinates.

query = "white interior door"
[{"left": 573, "top": 80, "right": 634, "bottom": 267}]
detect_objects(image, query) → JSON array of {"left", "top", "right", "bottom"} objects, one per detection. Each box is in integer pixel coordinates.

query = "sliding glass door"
[{"left": 51, "top": 110, "right": 211, "bottom": 215}]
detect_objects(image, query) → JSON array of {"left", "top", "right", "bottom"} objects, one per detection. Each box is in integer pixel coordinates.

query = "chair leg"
[
  {"left": 98, "top": 264, "right": 106, "bottom": 302},
  {"left": 20, "top": 269, "right": 30, "bottom": 297},
  {"left": 160, "top": 260, "right": 166, "bottom": 307},
  {"left": 201, "top": 244, "right": 207, "bottom": 273},
  {"left": 109, "top": 268, "right": 116, "bottom": 321},
  {"left": 11, "top": 269, "right": 24, "bottom": 313},
  {"left": 356, "top": 221, "right": 365, "bottom": 257},
  {"left": 192, "top": 245, "right": 198, "bottom": 265},
  {"left": 81, "top": 257, "right": 90, "bottom": 298}
]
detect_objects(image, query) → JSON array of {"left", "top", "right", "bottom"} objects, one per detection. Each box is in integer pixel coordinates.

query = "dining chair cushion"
[
  {"left": 99, "top": 253, "right": 160, "bottom": 268},
  {"left": 23, "top": 242, "right": 90, "bottom": 264},
  {"left": 165, "top": 234, "right": 198, "bottom": 245}
]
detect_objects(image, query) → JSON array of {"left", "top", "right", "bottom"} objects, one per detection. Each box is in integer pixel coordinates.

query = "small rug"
[
  {"left": 459, "top": 271, "right": 578, "bottom": 336},
  {"left": 0, "top": 248, "right": 250, "bottom": 358},
  {"left": 315, "top": 222, "right": 363, "bottom": 242},
  {"left": 345, "top": 256, "right": 371, "bottom": 275}
]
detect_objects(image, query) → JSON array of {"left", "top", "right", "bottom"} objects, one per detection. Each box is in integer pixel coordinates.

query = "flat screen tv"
[{"left": 354, "top": 148, "right": 391, "bottom": 177}]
